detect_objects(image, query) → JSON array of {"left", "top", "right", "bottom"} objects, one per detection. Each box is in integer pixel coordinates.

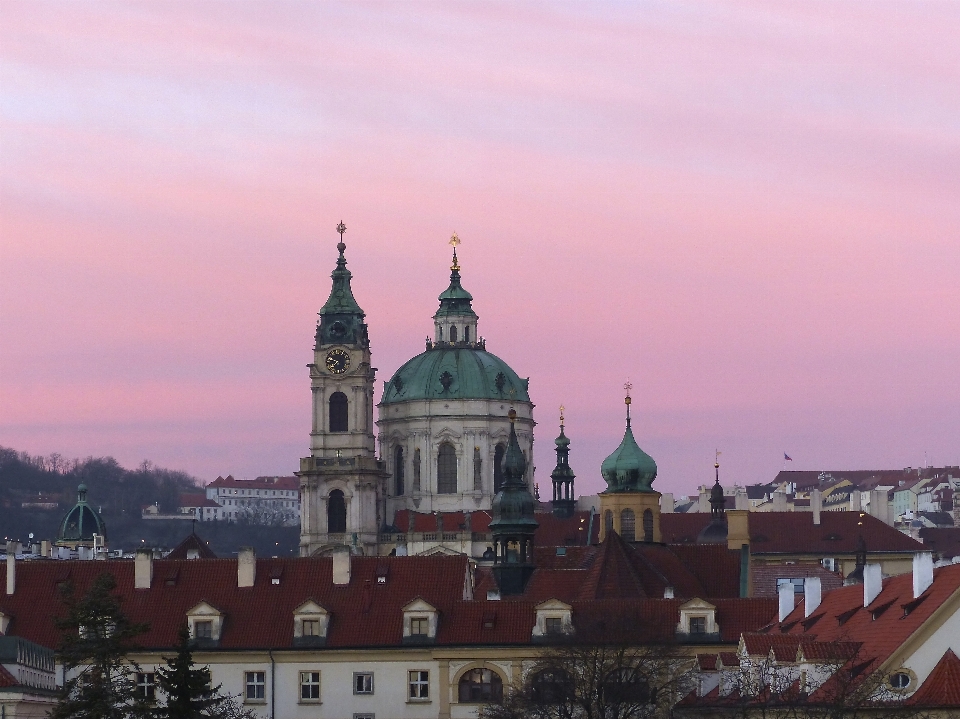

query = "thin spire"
[{"left": 623, "top": 380, "right": 633, "bottom": 428}]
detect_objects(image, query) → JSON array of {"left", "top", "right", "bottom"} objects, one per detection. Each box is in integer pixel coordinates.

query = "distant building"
[{"left": 204, "top": 475, "right": 300, "bottom": 526}]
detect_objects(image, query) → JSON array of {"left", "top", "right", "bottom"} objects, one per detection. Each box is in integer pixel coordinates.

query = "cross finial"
[
  {"left": 623, "top": 380, "right": 633, "bottom": 427},
  {"left": 450, "top": 232, "right": 461, "bottom": 270},
  {"left": 337, "top": 221, "right": 346, "bottom": 238},
  {"left": 559, "top": 404, "right": 565, "bottom": 425}
]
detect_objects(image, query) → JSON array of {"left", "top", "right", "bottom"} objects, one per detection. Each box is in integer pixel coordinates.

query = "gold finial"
[
  {"left": 559, "top": 404, "right": 565, "bottom": 424},
  {"left": 449, "top": 232, "right": 461, "bottom": 270},
  {"left": 336, "top": 221, "right": 347, "bottom": 253},
  {"left": 624, "top": 380, "right": 633, "bottom": 405}
]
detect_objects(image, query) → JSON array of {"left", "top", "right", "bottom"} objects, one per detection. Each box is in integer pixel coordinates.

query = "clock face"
[{"left": 325, "top": 349, "right": 351, "bottom": 374}]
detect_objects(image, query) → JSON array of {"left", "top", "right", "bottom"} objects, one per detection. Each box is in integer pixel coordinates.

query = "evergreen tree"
[
  {"left": 154, "top": 624, "right": 229, "bottom": 719},
  {"left": 51, "top": 572, "right": 152, "bottom": 719}
]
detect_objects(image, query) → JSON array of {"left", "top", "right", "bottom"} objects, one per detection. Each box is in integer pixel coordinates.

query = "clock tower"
[{"left": 298, "top": 224, "right": 388, "bottom": 556}]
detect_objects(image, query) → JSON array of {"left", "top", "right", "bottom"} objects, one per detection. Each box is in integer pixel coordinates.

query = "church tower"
[
  {"left": 550, "top": 407, "right": 576, "bottom": 518},
  {"left": 298, "top": 224, "right": 388, "bottom": 556}
]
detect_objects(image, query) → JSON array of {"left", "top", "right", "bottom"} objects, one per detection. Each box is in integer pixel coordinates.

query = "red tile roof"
[
  {"left": 391, "top": 509, "right": 601, "bottom": 545},
  {"left": 166, "top": 533, "right": 218, "bottom": 560},
  {"left": 751, "top": 563, "right": 843, "bottom": 598},
  {"left": 0, "top": 664, "right": 17, "bottom": 688},
  {"left": 908, "top": 649, "right": 960, "bottom": 707},
  {"left": 178, "top": 494, "right": 221, "bottom": 509},
  {"left": 918, "top": 527, "right": 960, "bottom": 561},
  {"left": 206, "top": 475, "right": 299, "bottom": 490},
  {"left": 661, "top": 511, "right": 922, "bottom": 555}
]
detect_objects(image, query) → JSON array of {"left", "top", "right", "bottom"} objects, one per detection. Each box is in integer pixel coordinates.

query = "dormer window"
[
  {"left": 293, "top": 600, "right": 330, "bottom": 647},
  {"left": 677, "top": 598, "right": 719, "bottom": 643},
  {"left": 533, "top": 599, "right": 573, "bottom": 641},
  {"left": 689, "top": 617, "right": 706, "bottom": 635},
  {"left": 195, "top": 621, "right": 213, "bottom": 639},
  {"left": 402, "top": 599, "right": 438, "bottom": 645},
  {"left": 186, "top": 602, "right": 224, "bottom": 646}
]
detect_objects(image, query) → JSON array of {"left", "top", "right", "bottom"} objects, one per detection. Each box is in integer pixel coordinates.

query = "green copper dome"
[
  {"left": 381, "top": 348, "right": 530, "bottom": 404},
  {"left": 489, "top": 414, "right": 539, "bottom": 532},
  {"left": 56, "top": 484, "right": 108, "bottom": 546},
  {"left": 600, "top": 402, "right": 657, "bottom": 493}
]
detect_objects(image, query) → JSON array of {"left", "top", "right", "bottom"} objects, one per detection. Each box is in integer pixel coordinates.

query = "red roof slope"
[
  {"left": 0, "top": 664, "right": 17, "bottom": 688},
  {"left": 661, "top": 511, "right": 923, "bottom": 555},
  {"left": 909, "top": 649, "right": 960, "bottom": 707},
  {"left": 206, "top": 476, "right": 298, "bottom": 490},
  {"left": 166, "top": 533, "right": 218, "bottom": 560}
]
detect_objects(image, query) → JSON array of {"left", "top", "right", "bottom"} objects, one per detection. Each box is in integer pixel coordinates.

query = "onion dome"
[
  {"left": 56, "top": 484, "right": 107, "bottom": 547},
  {"left": 315, "top": 225, "right": 369, "bottom": 349},
  {"left": 600, "top": 394, "right": 657, "bottom": 493}
]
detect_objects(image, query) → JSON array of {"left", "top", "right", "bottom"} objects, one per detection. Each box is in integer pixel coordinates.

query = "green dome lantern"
[
  {"left": 56, "top": 484, "right": 108, "bottom": 548},
  {"left": 600, "top": 394, "right": 658, "bottom": 493}
]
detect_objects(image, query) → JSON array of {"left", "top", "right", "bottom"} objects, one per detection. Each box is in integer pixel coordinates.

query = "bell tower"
[{"left": 298, "top": 223, "right": 388, "bottom": 556}]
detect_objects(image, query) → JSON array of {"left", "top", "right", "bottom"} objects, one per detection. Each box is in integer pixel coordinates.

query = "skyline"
[{"left": 2, "top": 2, "right": 959, "bottom": 497}]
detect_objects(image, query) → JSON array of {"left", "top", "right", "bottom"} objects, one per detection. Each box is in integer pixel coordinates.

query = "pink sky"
[{"left": 2, "top": 2, "right": 959, "bottom": 498}]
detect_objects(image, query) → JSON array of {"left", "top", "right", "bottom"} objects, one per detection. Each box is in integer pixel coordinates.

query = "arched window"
[
  {"left": 394, "top": 446, "right": 405, "bottom": 496},
  {"left": 437, "top": 443, "right": 457, "bottom": 494},
  {"left": 621, "top": 509, "right": 636, "bottom": 542},
  {"left": 449, "top": 325, "right": 458, "bottom": 343},
  {"left": 604, "top": 509, "right": 613, "bottom": 535},
  {"left": 458, "top": 668, "right": 503, "bottom": 703},
  {"left": 464, "top": 325, "right": 471, "bottom": 343},
  {"left": 643, "top": 509, "right": 654, "bottom": 542},
  {"left": 603, "top": 668, "right": 651, "bottom": 705},
  {"left": 327, "top": 489, "right": 346, "bottom": 534},
  {"left": 413, "top": 448, "right": 421, "bottom": 491},
  {"left": 328, "top": 392, "right": 348, "bottom": 432},
  {"left": 530, "top": 669, "right": 572, "bottom": 704},
  {"left": 494, "top": 444, "right": 506, "bottom": 493},
  {"left": 473, "top": 447, "right": 482, "bottom": 490}
]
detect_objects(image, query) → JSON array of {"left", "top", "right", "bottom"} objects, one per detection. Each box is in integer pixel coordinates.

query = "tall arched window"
[
  {"left": 643, "top": 509, "right": 654, "bottom": 542},
  {"left": 458, "top": 668, "right": 503, "bottom": 703},
  {"left": 604, "top": 509, "right": 613, "bottom": 536},
  {"left": 394, "top": 446, "right": 405, "bottom": 496},
  {"left": 437, "top": 443, "right": 457, "bottom": 494},
  {"left": 413, "top": 449, "right": 421, "bottom": 491},
  {"left": 328, "top": 392, "right": 348, "bottom": 432},
  {"left": 327, "top": 489, "right": 346, "bottom": 533},
  {"left": 449, "top": 325, "right": 458, "bottom": 342},
  {"left": 621, "top": 509, "right": 636, "bottom": 542},
  {"left": 473, "top": 447, "right": 482, "bottom": 490},
  {"left": 493, "top": 444, "right": 506, "bottom": 493},
  {"left": 464, "top": 325, "right": 471, "bottom": 343}
]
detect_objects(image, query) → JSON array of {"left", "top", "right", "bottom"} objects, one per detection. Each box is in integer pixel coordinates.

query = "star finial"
[
  {"left": 449, "top": 232, "right": 461, "bottom": 271},
  {"left": 335, "top": 221, "right": 347, "bottom": 254},
  {"left": 623, "top": 380, "right": 633, "bottom": 427}
]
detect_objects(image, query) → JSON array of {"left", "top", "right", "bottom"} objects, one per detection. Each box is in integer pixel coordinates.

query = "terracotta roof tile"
[
  {"left": 206, "top": 476, "right": 298, "bottom": 490},
  {"left": 0, "top": 664, "right": 17, "bottom": 688},
  {"left": 908, "top": 649, "right": 960, "bottom": 707}
]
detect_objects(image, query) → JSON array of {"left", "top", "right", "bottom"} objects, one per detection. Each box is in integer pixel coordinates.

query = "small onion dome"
[
  {"left": 600, "top": 422, "right": 658, "bottom": 493},
  {"left": 57, "top": 484, "right": 107, "bottom": 545}
]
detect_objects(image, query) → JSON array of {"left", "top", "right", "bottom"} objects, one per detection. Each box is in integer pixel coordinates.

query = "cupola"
[
  {"left": 56, "top": 484, "right": 108, "bottom": 549},
  {"left": 431, "top": 233, "right": 479, "bottom": 346},
  {"left": 600, "top": 392, "right": 657, "bottom": 493},
  {"left": 550, "top": 406, "right": 576, "bottom": 518}
]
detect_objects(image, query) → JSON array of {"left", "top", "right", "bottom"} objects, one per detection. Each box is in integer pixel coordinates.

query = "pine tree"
[
  {"left": 154, "top": 624, "right": 230, "bottom": 719},
  {"left": 51, "top": 572, "right": 152, "bottom": 719}
]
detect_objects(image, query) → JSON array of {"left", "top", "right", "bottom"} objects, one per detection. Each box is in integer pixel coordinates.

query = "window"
[
  {"left": 301, "top": 619, "right": 320, "bottom": 637},
  {"left": 327, "top": 489, "right": 346, "bottom": 533},
  {"left": 889, "top": 672, "right": 911, "bottom": 690},
  {"left": 603, "top": 669, "right": 651, "bottom": 704},
  {"left": 494, "top": 444, "right": 506, "bottom": 493},
  {"left": 328, "top": 392, "right": 348, "bottom": 432},
  {"left": 413, "top": 449, "right": 421, "bottom": 491},
  {"left": 531, "top": 669, "right": 571, "bottom": 704},
  {"left": 464, "top": 325, "right": 470, "bottom": 343},
  {"left": 394, "top": 446, "right": 405, "bottom": 496},
  {"left": 245, "top": 671, "right": 265, "bottom": 701},
  {"left": 299, "top": 671, "right": 320, "bottom": 702},
  {"left": 408, "top": 670, "right": 429, "bottom": 700},
  {"left": 195, "top": 621, "right": 213, "bottom": 639},
  {"left": 136, "top": 673, "right": 155, "bottom": 702},
  {"left": 621, "top": 509, "right": 636, "bottom": 542},
  {"left": 458, "top": 668, "right": 503, "bottom": 703},
  {"left": 354, "top": 672, "right": 374, "bottom": 694},
  {"left": 437, "top": 443, "right": 457, "bottom": 494},
  {"left": 410, "top": 617, "right": 429, "bottom": 637},
  {"left": 643, "top": 508, "right": 654, "bottom": 542},
  {"left": 449, "top": 325, "right": 458, "bottom": 342},
  {"left": 689, "top": 616, "right": 706, "bottom": 635},
  {"left": 777, "top": 578, "right": 805, "bottom": 594},
  {"left": 473, "top": 447, "right": 482, "bottom": 490},
  {"left": 545, "top": 617, "right": 563, "bottom": 635}
]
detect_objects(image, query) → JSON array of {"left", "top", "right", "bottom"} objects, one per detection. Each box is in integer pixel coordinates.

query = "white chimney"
[
  {"left": 863, "top": 563, "right": 883, "bottom": 607},
  {"left": 6, "top": 542, "right": 18, "bottom": 596},
  {"left": 913, "top": 552, "right": 934, "bottom": 598},
  {"left": 804, "top": 577, "right": 822, "bottom": 617},
  {"left": 698, "top": 486, "right": 710, "bottom": 513},
  {"left": 238, "top": 547, "right": 256, "bottom": 588},
  {"left": 779, "top": 582, "right": 795, "bottom": 622},
  {"left": 870, "top": 489, "right": 888, "bottom": 524},
  {"left": 849, "top": 491, "right": 861, "bottom": 512},
  {"left": 773, "top": 491, "right": 788, "bottom": 512},
  {"left": 135, "top": 548, "right": 153, "bottom": 589},
  {"left": 332, "top": 545, "right": 351, "bottom": 585},
  {"left": 811, "top": 489, "right": 822, "bottom": 525},
  {"left": 40, "top": 540, "right": 51, "bottom": 558},
  {"left": 664, "top": 586, "right": 674, "bottom": 599},
  {"left": 735, "top": 490, "right": 749, "bottom": 511},
  {"left": 661, "top": 493, "right": 675, "bottom": 513}
]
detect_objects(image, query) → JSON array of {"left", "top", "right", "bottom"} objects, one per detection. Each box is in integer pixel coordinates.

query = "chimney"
[
  {"left": 6, "top": 542, "right": 18, "bottom": 596},
  {"left": 664, "top": 586, "right": 674, "bottom": 599},
  {"left": 849, "top": 490, "right": 861, "bottom": 512},
  {"left": 40, "top": 540, "right": 51, "bottom": 558},
  {"left": 772, "top": 491, "right": 787, "bottom": 512},
  {"left": 735, "top": 489, "right": 749, "bottom": 511},
  {"left": 238, "top": 547, "right": 256, "bottom": 588},
  {"left": 726, "top": 509, "right": 750, "bottom": 551},
  {"left": 863, "top": 563, "right": 882, "bottom": 607},
  {"left": 135, "top": 548, "right": 153, "bottom": 589},
  {"left": 913, "top": 552, "right": 934, "bottom": 598},
  {"left": 661, "top": 493, "right": 675, "bottom": 513},
  {"left": 811, "top": 489, "right": 822, "bottom": 525},
  {"left": 778, "top": 581, "right": 795, "bottom": 622},
  {"left": 699, "top": 486, "right": 710, "bottom": 513},
  {"left": 332, "top": 546, "right": 351, "bottom": 585},
  {"left": 870, "top": 489, "right": 889, "bottom": 524},
  {"left": 804, "top": 577, "right": 822, "bottom": 617}
]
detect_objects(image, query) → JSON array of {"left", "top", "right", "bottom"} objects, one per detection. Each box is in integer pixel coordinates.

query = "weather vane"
[
  {"left": 337, "top": 221, "right": 346, "bottom": 238},
  {"left": 450, "top": 232, "right": 461, "bottom": 270},
  {"left": 715, "top": 449, "right": 722, "bottom": 468},
  {"left": 624, "top": 380, "right": 633, "bottom": 426},
  {"left": 559, "top": 404, "right": 565, "bottom": 424}
]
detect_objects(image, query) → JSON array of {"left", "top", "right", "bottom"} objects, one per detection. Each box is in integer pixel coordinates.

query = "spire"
[
  {"left": 600, "top": 386, "right": 657, "bottom": 493},
  {"left": 316, "top": 221, "right": 368, "bottom": 348},
  {"left": 551, "top": 405, "right": 576, "bottom": 518},
  {"left": 698, "top": 454, "right": 729, "bottom": 544},
  {"left": 434, "top": 233, "right": 477, "bottom": 319}
]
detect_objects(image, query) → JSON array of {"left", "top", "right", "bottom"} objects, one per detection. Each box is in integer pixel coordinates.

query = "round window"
[{"left": 889, "top": 672, "right": 911, "bottom": 690}]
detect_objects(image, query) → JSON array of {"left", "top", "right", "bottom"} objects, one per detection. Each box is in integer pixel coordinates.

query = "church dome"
[
  {"left": 57, "top": 484, "right": 107, "bottom": 546},
  {"left": 381, "top": 347, "right": 530, "bottom": 405},
  {"left": 600, "top": 398, "right": 657, "bottom": 493}
]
